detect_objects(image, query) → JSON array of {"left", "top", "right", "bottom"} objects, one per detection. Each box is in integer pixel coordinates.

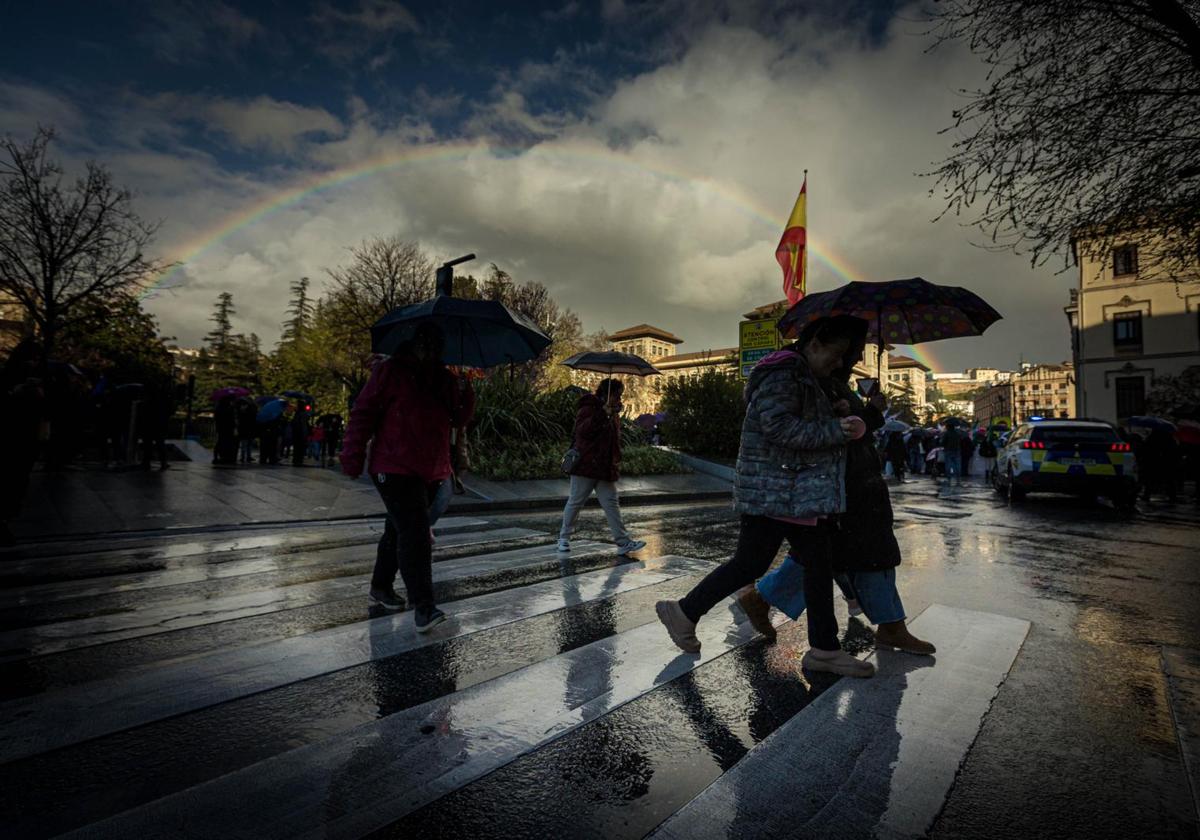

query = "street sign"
[{"left": 738, "top": 318, "right": 782, "bottom": 379}]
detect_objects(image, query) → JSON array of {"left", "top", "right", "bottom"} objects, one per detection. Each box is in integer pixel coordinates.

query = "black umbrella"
[
  {"left": 560, "top": 351, "right": 661, "bottom": 377},
  {"left": 371, "top": 297, "right": 551, "bottom": 368}
]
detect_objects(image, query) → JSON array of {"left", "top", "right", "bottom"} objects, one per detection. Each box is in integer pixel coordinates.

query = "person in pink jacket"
[{"left": 341, "top": 323, "right": 475, "bottom": 632}]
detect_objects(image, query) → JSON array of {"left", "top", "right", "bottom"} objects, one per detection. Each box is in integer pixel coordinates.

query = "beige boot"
[
  {"left": 736, "top": 586, "right": 777, "bottom": 642},
  {"left": 874, "top": 621, "right": 936, "bottom": 655},
  {"left": 801, "top": 648, "right": 875, "bottom": 678}
]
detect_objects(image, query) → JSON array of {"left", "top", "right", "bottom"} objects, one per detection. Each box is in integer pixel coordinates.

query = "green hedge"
[
  {"left": 471, "top": 441, "right": 686, "bottom": 481},
  {"left": 659, "top": 370, "right": 745, "bottom": 459}
]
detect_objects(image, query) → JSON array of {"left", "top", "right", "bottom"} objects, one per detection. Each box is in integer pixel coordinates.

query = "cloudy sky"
[{"left": 1, "top": 0, "right": 1074, "bottom": 371}]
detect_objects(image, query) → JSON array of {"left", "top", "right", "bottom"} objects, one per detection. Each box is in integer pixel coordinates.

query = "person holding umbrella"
[
  {"left": 341, "top": 322, "right": 476, "bottom": 632},
  {"left": 655, "top": 315, "right": 871, "bottom": 677},
  {"left": 556, "top": 378, "right": 647, "bottom": 556}
]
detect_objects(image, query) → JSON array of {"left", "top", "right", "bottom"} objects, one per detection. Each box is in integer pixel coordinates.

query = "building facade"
[
  {"left": 973, "top": 362, "right": 1075, "bottom": 426},
  {"left": 886, "top": 354, "right": 930, "bottom": 407},
  {"left": 1065, "top": 228, "right": 1200, "bottom": 423}
]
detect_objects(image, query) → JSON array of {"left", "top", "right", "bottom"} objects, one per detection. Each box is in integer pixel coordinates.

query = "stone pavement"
[{"left": 9, "top": 441, "right": 731, "bottom": 539}]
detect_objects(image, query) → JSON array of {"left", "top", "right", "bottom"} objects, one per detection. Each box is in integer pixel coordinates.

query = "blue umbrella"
[
  {"left": 256, "top": 398, "right": 287, "bottom": 424},
  {"left": 371, "top": 297, "right": 551, "bottom": 367}
]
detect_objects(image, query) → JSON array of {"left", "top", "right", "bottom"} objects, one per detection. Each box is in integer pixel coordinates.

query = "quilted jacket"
[{"left": 733, "top": 349, "right": 848, "bottom": 519}]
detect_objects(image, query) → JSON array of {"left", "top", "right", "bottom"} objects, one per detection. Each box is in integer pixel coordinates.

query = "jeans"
[
  {"left": 428, "top": 477, "right": 453, "bottom": 527},
  {"left": 558, "top": 475, "right": 631, "bottom": 545},
  {"left": 679, "top": 515, "right": 840, "bottom": 651},
  {"left": 239, "top": 439, "right": 253, "bottom": 462},
  {"left": 944, "top": 450, "right": 962, "bottom": 481},
  {"left": 372, "top": 474, "right": 438, "bottom": 607},
  {"left": 757, "top": 558, "right": 906, "bottom": 625},
  {"left": 909, "top": 450, "right": 924, "bottom": 474}
]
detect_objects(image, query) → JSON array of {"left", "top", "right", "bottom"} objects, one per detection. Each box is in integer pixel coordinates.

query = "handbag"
[{"left": 560, "top": 446, "right": 581, "bottom": 475}]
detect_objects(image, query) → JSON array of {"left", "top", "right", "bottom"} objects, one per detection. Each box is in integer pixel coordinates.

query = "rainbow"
[
  {"left": 144, "top": 140, "right": 870, "bottom": 290},
  {"left": 143, "top": 138, "right": 945, "bottom": 369}
]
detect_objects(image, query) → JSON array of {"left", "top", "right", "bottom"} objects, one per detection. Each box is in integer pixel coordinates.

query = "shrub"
[
  {"left": 659, "top": 370, "right": 745, "bottom": 459},
  {"left": 470, "top": 440, "right": 685, "bottom": 481},
  {"left": 470, "top": 375, "right": 574, "bottom": 449}
]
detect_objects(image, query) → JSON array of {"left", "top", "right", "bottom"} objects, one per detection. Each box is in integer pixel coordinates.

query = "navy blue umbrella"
[{"left": 371, "top": 297, "right": 551, "bottom": 367}]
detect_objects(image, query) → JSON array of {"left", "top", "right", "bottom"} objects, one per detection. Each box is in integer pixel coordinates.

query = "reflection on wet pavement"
[{"left": 1, "top": 480, "right": 1197, "bottom": 839}]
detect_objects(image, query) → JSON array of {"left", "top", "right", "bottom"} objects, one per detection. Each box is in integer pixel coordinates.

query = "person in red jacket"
[
  {"left": 557, "top": 379, "right": 646, "bottom": 555},
  {"left": 341, "top": 323, "right": 475, "bottom": 633}
]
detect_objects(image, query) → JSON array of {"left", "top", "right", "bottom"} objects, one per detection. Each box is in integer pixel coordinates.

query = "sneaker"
[
  {"left": 655, "top": 600, "right": 701, "bottom": 654},
  {"left": 414, "top": 605, "right": 446, "bottom": 634},
  {"left": 845, "top": 598, "right": 864, "bottom": 618},
  {"left": 801, "top": 648, "right": 875, "bottom": 678},
  {"left": 616, "top": 539, "right": 646, "bottom": 556},
  {"left": 368, "top": 587, "right": 406, "bottom": 611},
  {"left": 736, "top": 586, "right": 776, "bottom": 642},
  {"left": 556, "top": 538, "right": 570, "bottom": 552}
]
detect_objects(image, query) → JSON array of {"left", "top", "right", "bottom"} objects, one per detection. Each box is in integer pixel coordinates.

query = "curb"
[
  {"left": 4, "top": 490, "right": 733, "bottom": 548},
  {"left": 446, "top": 488, "right": 732, "bottom": 514}
]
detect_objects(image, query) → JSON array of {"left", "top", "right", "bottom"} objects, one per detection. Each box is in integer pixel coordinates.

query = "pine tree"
[
  {"left": 280, "top": 277, "right": 312, "bottom": 347},
  {"left": 204, "top": 292, "right": 236, "bottom": 354}
]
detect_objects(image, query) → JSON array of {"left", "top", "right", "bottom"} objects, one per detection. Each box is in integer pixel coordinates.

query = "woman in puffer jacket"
[
  {"left": 341, "top": 323, "right": 474, "bottom": 633},
  {"left": 739, "top": 334, "right": 935, "bottom": 657},
  {"left": 655, "top": 315, "right": 875, "bottom": 677}
]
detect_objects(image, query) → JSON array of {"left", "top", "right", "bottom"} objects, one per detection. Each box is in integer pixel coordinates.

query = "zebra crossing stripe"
[
  {"left": 0, "top": 520, "right": 527, "bottom": 584},
  {"left": 650, "top": 604, "right": 1030, "bottom": 840},
  {"left": 62, "top": 588, "right": 779, "bottom": 840},
  {"left": 0, "top": 524, "right": 542, "bottom": 610},
  {"left": 0, "top": 529, "right": 550, "bottom": 659},
  {"left": 0, "top": 553, "right": 711, "bottom": 765}
]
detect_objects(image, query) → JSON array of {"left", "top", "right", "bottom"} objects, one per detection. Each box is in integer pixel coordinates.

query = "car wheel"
[
  {"left": 1007, "top": 467, "right": 1026, "bottom": 502},
  {"left": 993, "top": 467, "right": 1006, "bottom": 497}
]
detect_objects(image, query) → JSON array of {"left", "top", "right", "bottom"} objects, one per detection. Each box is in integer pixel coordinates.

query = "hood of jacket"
[{"left": 745, "top": 348, "right": 806, "bottom": 402}]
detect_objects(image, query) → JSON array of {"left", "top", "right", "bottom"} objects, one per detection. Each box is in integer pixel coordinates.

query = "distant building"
[
  {"left": 0, "top": 290, "right": 29, "bottom": 355},
  {"left": 974, "top": 362, "right": 1075, "bottom": 426},
  {"left": 929, "top": 368, "right": 1008, "bottom": 400},
  {"left": 608, "top": 324, "right": 685, "bottom": 361},
  {"left": 886, "top": 354, "right": 931, "bottom": 407},
  {"left": 1065, "top": 226, "right": 1200, "bottom": 423}
]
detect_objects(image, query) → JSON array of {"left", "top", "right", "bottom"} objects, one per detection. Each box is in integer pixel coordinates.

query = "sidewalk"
[{"left": 8, "top": 443, "right": 731, "bottom": 540}]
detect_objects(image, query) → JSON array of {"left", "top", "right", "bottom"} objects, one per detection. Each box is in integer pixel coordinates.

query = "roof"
[
  {"left": 742, "top": 300, "right": 789, "bottom": 320},
  {"left": 608, "top": 324, "right": 684, "bottom": 344},
  {"left": 887, "top": 354, "right": 931, "bottom": 372},
  {"left": 655, "top": 348, "right": 737, "bottom": 368}
]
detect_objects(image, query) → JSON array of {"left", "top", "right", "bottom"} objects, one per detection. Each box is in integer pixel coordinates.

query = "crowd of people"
[
  {"left": 211, "top": 395, "right": 344, "bottom": 469},
  {"left": 880, "top": 421, "right": 1001, "bottom": 486}
]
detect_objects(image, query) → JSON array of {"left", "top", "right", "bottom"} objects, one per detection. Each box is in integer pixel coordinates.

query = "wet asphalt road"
[{"left": 0, "top": 476, "right": 1197, "bottom": 838}]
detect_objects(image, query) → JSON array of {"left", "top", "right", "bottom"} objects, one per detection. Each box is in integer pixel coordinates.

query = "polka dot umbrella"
[{"left": 776, "top": 277, "right": 1002, "bottom": 375}]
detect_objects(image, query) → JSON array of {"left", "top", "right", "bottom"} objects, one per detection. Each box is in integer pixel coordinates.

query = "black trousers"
[
  {"left": 372, "top": 474, "right": 438, "bottom": 607},
  {"left": 679, "top": 514, "right": 840, "bottom": 651}
]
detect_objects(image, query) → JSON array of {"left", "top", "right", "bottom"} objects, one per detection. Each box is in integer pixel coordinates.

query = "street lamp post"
[{"left": 436, "top": 254, "right": 476, "bottom": 297}]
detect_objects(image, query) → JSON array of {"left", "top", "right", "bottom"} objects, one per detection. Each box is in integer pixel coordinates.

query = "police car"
[{"left": 993, "top": 418, "right": 1137, "bottom": 507}]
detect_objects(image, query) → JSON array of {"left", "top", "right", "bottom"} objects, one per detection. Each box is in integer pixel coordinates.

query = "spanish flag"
[{"left": 776, "top": 177, "right": 807, "bottom": 304}]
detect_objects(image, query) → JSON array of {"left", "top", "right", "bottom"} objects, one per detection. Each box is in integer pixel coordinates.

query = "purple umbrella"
[{"left": 777, "top": 278, "right": 1002, "bottom": 375}]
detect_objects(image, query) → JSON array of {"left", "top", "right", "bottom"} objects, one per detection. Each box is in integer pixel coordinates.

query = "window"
[
  {"left": 1115, "top": 377, "right": 1145, "bottom": 419},
  {"left": 1113, "top": 312, "right": 1143, "bottom": 350},
  {"left": 1113, "top": 245, "right": 1138, "bottom": 277}
]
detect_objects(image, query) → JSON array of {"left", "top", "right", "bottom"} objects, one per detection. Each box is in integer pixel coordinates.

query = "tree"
[
  {"left": 196, "top": 292, "right": 261, "bottom": 395},
  {"left": 57, "top": 294, "right": 172, "bottom": 384},
  {"left": 324, "top": 235, "right": 434, "bottom": 332},
  {"left": 659, "top": 370, "right": 745, "bottom": 459},
  {"left": 0, "top": 128, "right": 167, "bottom": 366},
  {"left": 886, "top": 388, "right": 921, "bottom": 425},
  {"left": 205, "top": 292, "right": 236, "bottom": 353},
  {"left": 926, "top": 1, "right": 1200, "bottom": 277},
  {"left": 1147, "top": 366, "right": 1200, "bottom": 416},
  {"left": 279, "top": 276, "right": 313, "bottom": 346}
]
